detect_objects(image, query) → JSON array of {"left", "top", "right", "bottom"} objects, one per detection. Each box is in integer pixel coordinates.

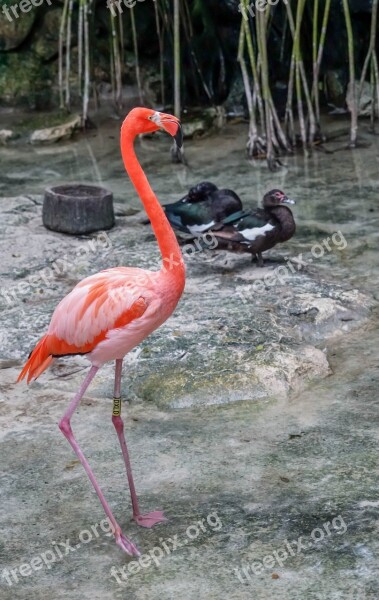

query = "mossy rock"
[
  {"left": 0, "top": 3, "right": 36, "bottom": 51},
  {"left": 0, "top": 51, "right": 54, "bottom": 108},
  {"left": 32, "top": 8, "right": 63, "bottom": 60}
]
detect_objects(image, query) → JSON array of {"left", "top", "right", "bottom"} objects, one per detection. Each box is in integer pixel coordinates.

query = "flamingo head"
[{"left": 125, "top": 107, "right": 183, "bottom": 150}]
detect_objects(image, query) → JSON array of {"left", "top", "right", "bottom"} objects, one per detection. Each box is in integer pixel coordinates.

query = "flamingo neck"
[{"left": 120, "top": 125, "right": 185, "bottom": 282}]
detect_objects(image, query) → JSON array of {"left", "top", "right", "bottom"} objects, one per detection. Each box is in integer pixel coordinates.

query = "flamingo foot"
[
  {"left": 115, "top": 531, "right": 140, "bottom": 556},
  {"left": 133, "top": 511, "right": 167, "bottom": 528}
]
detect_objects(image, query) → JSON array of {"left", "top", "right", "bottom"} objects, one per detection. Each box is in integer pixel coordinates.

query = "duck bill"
[{"left": 282, "top": 196, "right": 296, "bottom": 205}]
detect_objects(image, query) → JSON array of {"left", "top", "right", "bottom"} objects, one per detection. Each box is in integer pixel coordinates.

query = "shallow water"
[{"left": 0, "top": 116, "right": 378, "bottom": 599}]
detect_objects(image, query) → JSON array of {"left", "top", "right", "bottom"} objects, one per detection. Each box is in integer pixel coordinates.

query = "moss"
[
  {"left": 14, "top": 110, "right": 70, "bottom": 133},
  {"left": 0, "top": 51, "right": 54, "bottom": 108},
  {"left": 0, "top": 5, "right": 36, "bottom": 51}
]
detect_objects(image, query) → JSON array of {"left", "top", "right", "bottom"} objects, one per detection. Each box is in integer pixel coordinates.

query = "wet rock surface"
[
  {"left": 30, "top": 115, "right": 82, "bottom": 144},
  {"left": 0, "top": 121, "right": 378, "bottom": 599}
]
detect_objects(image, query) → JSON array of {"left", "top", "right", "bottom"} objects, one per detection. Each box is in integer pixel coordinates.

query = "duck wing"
[
  {"left": 165, "top": 187, "right": 245, "bottom": 235},
  {"left": 164, "top": 199, "right": 217, "bottom": 234},
  {"left": 208, "top": 189, "right": 243, "bottom": 220},
  {"left": 213, "top": 211, "right": 275, "bottom": 244}
]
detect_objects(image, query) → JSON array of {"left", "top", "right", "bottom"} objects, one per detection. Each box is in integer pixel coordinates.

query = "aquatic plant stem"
[
  {"left": 312, "top": 0, "right": 331, "bottom": 128},
  {"left": 342, "top": 0, "right": 357, "bottom": 147},
  {"left": 131, "top": 6, "right": 143, "bottom": 104},
  {"left": 358, "top": 0, "right": 378, "bottom": 129},
  {"left": 58, "top": 0, "right": 69, "bottom": 110},
  {"left": 173, "top": 0, "right": 181, "bottom": 118}
]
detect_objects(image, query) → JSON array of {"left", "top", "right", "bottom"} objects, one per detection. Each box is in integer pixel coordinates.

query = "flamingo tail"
[{"left": 17, "top": 335, "right": 53, "bottom": 384}]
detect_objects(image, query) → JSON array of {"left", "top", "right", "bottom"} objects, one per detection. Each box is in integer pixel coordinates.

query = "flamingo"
[{"left": 17, "top": 107, "right": 185, "bottom": 556}]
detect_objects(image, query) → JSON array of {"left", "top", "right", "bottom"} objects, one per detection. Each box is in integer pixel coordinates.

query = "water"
[{"left": 0, "top": 115, "right": 378, "bottom": 599}]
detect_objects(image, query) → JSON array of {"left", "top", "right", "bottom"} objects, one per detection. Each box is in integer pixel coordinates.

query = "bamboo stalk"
[
  {"left": 312, "top": 0, "right": 331, "bottom": 127},
  {"left": 173, "top": 0, "right": 181, "bottom": 118},
  {"left": 285, "top": 52, "right": 296, "bottom": 142},
  {"left": 312, "top": 0, "right": 319, "bottom": 124},
  {"left": 285, "top": 0, "right": 316, "bottom": 146},
  {"left": 65, "top": 0, "right": 74, "bottom": 110},
  {"left": 238, "top": 22, "right": 263, "bottom": 157},
  {"left": 370, "top": 59, "right": 375, "bottom": 130},
  {"left": 58, "top": 0, "right": 69, "bottom": 110},
  {"left": 242, "top": 0, "right": 264, "bottom": 127},
  {"left": 82, "top": 0, "right": 90, "bottom": 125},
  {"left": 110, "top": 12, "right": 122, "bottom": 111},
  {"left": 342, "top": 0, "right": 358, "bottom": 147},
  {"left": 131, "top": 5, "right": 143, "bottom": 104},
  {"left": 256, "top": 10, "right": 276, "bottom": 169},
  {"left": 372, "top": 52, "right": 379, "bottom": 128},
  {"left": 78, "top": 0, "right": 84, "bottom": 98},
  {"left": 154, "top": 0, "right": 165, "bottom": 106},
  {"left": 358, "top": 0, "right": 378, "bottom": 115}
]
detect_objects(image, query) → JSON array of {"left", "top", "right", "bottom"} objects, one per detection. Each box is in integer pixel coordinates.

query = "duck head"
[
  {"left": 263, "top": 189, "right": 295, "bottom": 208},
  {"left": 187, "top": 182, "right": 218, "bottom": 203}
]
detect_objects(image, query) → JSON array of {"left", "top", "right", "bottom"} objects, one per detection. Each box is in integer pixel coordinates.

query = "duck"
[
  {"left": 164, "top": 181, "right": 246, "bottom": 235},
  {"left": 209, "top": 189, "right": 296, "bottom": 266}
]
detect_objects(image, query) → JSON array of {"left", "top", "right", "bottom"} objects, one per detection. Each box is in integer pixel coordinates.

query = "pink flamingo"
[{"left": 18, "top": 107, "right": 185, "bottom": 556}]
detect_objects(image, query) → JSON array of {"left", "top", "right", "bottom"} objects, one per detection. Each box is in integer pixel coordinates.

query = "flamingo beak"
[
  {"left": 151, "top": 112, "right": 183, "bottom": 150},
  {"left": 173, "top": 124, "right": 183, "bottom": 150}
]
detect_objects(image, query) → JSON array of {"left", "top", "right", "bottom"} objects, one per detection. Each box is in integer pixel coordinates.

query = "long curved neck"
[{"left": 121, "top": 123, "right": 185, "bottom": 281}]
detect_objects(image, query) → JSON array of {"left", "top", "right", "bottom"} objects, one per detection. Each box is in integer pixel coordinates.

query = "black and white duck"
[
  {"left": 164, "top": 181, "right": 246, "bottom": 235},
  {"left": 210, "top": 189, "right": 296, "bottom": 266}
]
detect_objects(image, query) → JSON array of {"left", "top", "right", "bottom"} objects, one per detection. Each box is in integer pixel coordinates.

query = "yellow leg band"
[{"left": 112, "top": 397, "right": 122, "bottom": 417}]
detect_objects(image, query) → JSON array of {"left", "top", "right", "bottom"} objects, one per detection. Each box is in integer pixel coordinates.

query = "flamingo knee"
[{"left": 59, "top": 418, "right": 72, "bottom": 438}]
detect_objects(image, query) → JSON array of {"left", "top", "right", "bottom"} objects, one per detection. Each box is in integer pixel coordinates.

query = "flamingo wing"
[{"left": 18, "top": 268, "right": 152, "bottom": 383}]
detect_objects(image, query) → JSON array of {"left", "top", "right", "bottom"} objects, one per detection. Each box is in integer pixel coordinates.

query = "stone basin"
[{"left": 43, "top": 184, "right": 115, "bottom": 234}]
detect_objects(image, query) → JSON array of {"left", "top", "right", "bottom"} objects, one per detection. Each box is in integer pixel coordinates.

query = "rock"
[
  {"left": 347, "top": 80, "right": 378, "bottom": 117},
  {"left": 43, "top": 184, "right": 115, "bottom": 234},
  {"left": 0, "top": 51, "right": 52, "bottom": 108},
  {"left": 32, "top": 8, "right": 63, "bottom": 61},
  {"left": 182, "top": 107, "right": 226, "bottom": 139},
  {"left": 113, "top": 202, "right": 141, "bottom": 217},
  {"left": 137, "top": 345, "right": 331, "bottom": 409},
  {"left": 0, "top": 7, "right": 36, "bottom": 51},
  {"left": 0, "top": 129, "right": 16, "bottom": 144},
  {"left": 324, "top": 69, "right": 347, "bottom": 110},
  {"left": 30, "top": 115, "right": 81, "bottom": 144}
]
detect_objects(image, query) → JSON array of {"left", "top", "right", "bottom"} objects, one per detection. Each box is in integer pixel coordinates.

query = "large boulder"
[
  {"left": 32, "top": 8, "right": 63, "bottom": 60},
  {"left": 0, "top": 51, "right": 54, "bottom": 108},
  {"left": 0, "top": 3, "right": 36, "bottom": 51},
  {"left": 30, "top": 114, "right": 81, "bottom": 143}
]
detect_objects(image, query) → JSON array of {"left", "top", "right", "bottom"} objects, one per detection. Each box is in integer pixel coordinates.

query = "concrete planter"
[{"left": 43, "top": 184, "right": 115, "bottom": 234}]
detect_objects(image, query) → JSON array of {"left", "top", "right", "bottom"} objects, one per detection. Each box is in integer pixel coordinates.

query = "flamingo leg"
[
  {"left": 112, "top": 358, "right": 167, "bottom": 528},
  {"left": 58, "top": 365, "right": 140, "bottom": 556}
]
